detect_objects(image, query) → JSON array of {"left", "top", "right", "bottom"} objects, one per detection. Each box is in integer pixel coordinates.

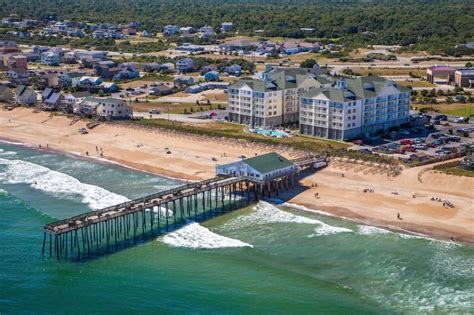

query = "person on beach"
[
  {"left": 397, "top": 212, "right": 402, "bottom": 220},
  {"left": 86, "top": 151, "right": 89, "bottom": 156}
]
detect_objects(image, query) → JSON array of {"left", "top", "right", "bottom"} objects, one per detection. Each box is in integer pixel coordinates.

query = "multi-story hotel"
[
  {"left": 299, "top": 76, "right": 411, "bottom": 140},
  {"left": 227, "top": 67, "right": 332, "bottom": 127}
]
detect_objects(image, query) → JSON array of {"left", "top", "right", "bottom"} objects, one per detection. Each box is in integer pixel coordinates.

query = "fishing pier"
[{"left": 42, "top": 153, "right": 325, "bottom": 260}]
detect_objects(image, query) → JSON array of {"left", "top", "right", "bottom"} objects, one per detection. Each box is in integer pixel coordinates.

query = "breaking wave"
[
  {"left": 160, "top": 222, "right": 253, "bottom": 249},
  {"left": 221, "top": 201, "right": 352, "bottom": 236},
  {"left": 145, "top": 206, "right": 174, "bottom": 218},
  {"left": 0, "top": 158, "right": 129, "bottom": 209},
  {"left": 0, "top": 149, "right": 17, "bottom": 157},
  {"left": 357, "top": 225, "right": 392, "bottom": 235}
]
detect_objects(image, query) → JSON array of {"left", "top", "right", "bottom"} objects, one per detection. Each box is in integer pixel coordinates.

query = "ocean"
[{"left": 0, "top": 142, "right": 473, "bottom": 314}]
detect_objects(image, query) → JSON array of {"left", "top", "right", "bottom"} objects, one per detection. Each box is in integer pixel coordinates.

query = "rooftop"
[{"left": 243, "top": 152, "right": 294, "bottom": 174}]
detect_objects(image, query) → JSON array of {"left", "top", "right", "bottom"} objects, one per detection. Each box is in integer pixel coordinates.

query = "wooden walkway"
[{"left": 42, "top": 156, "right": 326, "bottom": 260}]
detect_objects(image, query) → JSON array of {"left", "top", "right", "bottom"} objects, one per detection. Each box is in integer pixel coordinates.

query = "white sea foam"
[
  {"left": 0, "top": 148, "right": 17, "bottom": 156},
  {"left": 357, "top": 225, "right": 392, "bottom": 235},
  {"left": 160, "top": 222, "right": 253, "bottom": 249},
  {"left": 145, "top": 206, "right": 174, "bottom": 218},
  {"left": 0, "top": 158, "right": 129, "bottom": 209},
  {"left": 0, "top": 188, "right": 7, "bottom": 194},
  {"left": 221, "top": 201, "right": 352, "bottom": 237},
  {"left": 312, "top": 224, "right": 353, "bottom": 236},
  {"left": 282, "top": 202, "right": 338, "bottom": 218}
]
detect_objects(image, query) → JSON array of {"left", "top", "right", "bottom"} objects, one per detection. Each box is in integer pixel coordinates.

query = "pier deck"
[{"left": 42, "top": 155, "right": 326, "bottom": 260}]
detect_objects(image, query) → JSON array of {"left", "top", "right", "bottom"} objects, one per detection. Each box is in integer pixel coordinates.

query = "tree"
[
  {"left": 300, "top": 58, "right": 318, "bottom": 68},
  {"left": 465, "top": 62, "right": 473, "bottom": 68}
]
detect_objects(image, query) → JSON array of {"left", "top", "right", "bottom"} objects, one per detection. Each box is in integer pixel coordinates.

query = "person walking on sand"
[{"left": 397, "top": 212, "right": 402, "bottom": 220}]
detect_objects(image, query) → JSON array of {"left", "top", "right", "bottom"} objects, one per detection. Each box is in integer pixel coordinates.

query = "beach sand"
[{"left": 1, "top": 108, "right": 473, "bottom": 244}]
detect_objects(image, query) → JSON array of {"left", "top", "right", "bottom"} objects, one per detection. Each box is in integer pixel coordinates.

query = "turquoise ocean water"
[{"left": 0, "top": 142, "right": 472, "bottom": 314}]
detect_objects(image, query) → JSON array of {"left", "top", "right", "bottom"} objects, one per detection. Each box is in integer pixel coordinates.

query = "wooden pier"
[{"left": 42, "top": 155, "right": 326, "bottom": 260}]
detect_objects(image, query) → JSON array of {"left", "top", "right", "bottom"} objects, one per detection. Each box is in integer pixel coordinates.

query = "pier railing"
[{"left": 42, "top": 155, "right": 326, "bottom": 260}]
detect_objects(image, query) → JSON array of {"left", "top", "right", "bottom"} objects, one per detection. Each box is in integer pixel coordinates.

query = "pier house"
[{"left": 216, "top": 152, "right": 297, "bottom": 182}]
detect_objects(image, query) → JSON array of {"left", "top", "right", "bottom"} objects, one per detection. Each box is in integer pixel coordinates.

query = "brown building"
[
  {"left": 454, "top": 68, "right": 474, "bottom": 88},
  {"left": 8, "top": 55, "right": 28, "bottom": 73}
]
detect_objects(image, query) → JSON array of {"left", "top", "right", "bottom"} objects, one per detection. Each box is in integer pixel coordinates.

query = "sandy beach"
[{"left": 1, "top": 108, "right": 473, "bottom": 244}]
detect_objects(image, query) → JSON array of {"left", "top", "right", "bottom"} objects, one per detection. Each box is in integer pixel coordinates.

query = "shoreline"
[
  {"left": 2, "top": 135, "right": 472, "bottom": 247},
  {"left": 1, "top": 108, "right": 473, "bottom": 245},
  {"left": 283, "top": 202, "right": 473, "bottom": 246}
]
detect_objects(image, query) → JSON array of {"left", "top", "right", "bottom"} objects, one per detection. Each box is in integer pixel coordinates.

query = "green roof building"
[{"left": 216, "top": 152, "right": 297, "bottom": 182}]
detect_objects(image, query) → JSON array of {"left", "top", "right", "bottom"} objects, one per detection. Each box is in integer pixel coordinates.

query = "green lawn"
[
  {"left": 416, "top": 104, "right": 474, "bottom": 117},
  {"left": 442, "top": 105, "right": 474, "bottom": 117},
  {"left": 134, "top": 119, "right": 348, "bottom": 152}
]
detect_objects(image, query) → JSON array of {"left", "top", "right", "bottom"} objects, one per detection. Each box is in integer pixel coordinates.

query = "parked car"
[
  {"left": 434, "top": 114, "right": 447, "bottom": 121},
  {"left": 149, "top": 109, "right": 161, "bottom": 114}
]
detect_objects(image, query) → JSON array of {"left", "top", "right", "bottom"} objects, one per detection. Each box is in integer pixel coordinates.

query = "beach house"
[
  {"left": 76, "top": 97, "right": 132, "bottom": 119},
  {"left": 204, "top": 71, "right": 219, "bottom": 81},
  {"left": 216, "top": 152, "right": 297, "bottom": 182},
  {"left": 65, "top": 91, "right": 92, "bottom": 110},
  {"left": 41, "top": 51, "right": 60, "bottom": 66},
  {"left": 15, "top": 85, "right": 37, "bottom": 106},
  {"left": 97, "top": 98, "right": 133, "bottom": 119},
  {"left": 176, "top": 58, "right": 194, "bottom": 73},
  {"left": 0, "top": 85, "right": 13, "bottom": 103}
]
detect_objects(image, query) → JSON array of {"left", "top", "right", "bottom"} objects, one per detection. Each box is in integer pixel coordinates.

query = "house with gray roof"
[
  {"left": 15, "top": 85, "right": 37, "bottom": 106},
  {"left": 299, "top": 76, "right": 411, "bottom": 140},
  {"left": 0, "top": 85, "right": 13, "bottom": 103},
  {"left": 76, "top": 97, "right": 132, "bottom": 119}
]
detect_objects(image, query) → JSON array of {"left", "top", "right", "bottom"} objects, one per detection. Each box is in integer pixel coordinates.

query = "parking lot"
[{"left": 352, "top": 115, "right": 474, "bottom": 162}]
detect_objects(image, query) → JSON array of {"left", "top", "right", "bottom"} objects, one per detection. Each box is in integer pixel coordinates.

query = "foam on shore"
[
  {"left": 160, "top": 222, "right": 253, "bottom": 249},
  {"left": 221, "top": 201, "right": 353, "bottom": 237},
  {"left": 0, "top": 157, "right": 129, "bottom": 209}
]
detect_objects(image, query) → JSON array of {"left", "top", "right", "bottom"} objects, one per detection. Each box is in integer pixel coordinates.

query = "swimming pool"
[{"left": 254, "top": 129, "right": 289, "bottom": 138}]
